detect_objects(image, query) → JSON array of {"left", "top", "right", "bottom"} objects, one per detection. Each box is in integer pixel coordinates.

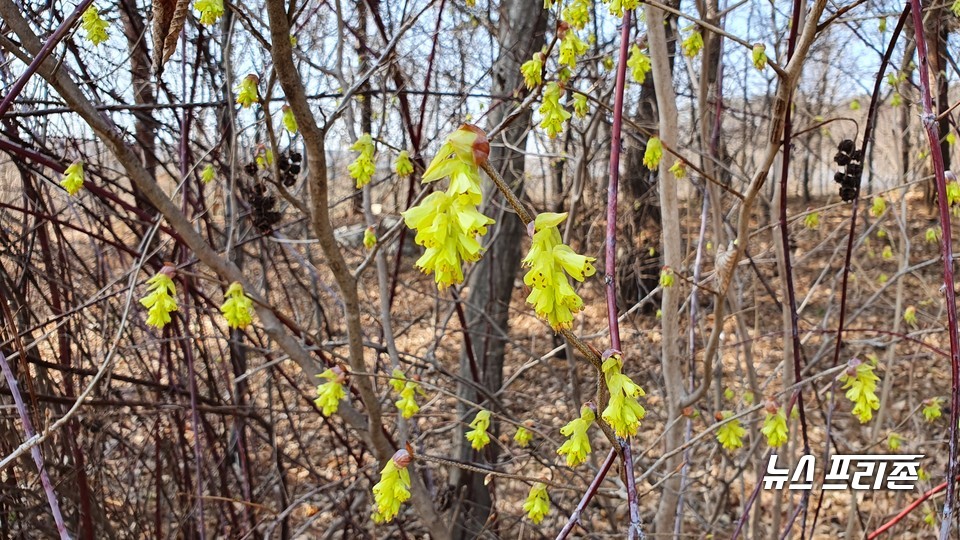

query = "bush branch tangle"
[
  {"left": 907, "top": 1, "right": 960, "bottom": 536},
  {"left": 2, "top": 0, "right": 955, "bottom": 537}
]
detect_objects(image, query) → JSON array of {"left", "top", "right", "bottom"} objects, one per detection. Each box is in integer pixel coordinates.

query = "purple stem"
[
  {"left": 0, "top": 0, "right": 96, "bottom": 116},
  {"left": 555, "top": 448, "right": 617, "bottom": 539},
  {"left": 604, "top": 11, "right": 643, "bottom": 539},
  {"left": 731, "top": 451, "right": 770, "bottom": 540},
  {"left": 907, "top": 3, "right": 960, "bottom": 537},
  {"left": 0, "top": 350, "right": 71, "bottom": 539},
  {"left": 604, "top": 15, "right": 629, "bottom": 353}
]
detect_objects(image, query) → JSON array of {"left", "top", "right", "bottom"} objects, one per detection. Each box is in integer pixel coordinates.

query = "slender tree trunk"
[
  {"left": 451, "top": 0, "right": 546, "bottom": 537},
  {"left": 646, "top": 2, "right": 683, "bottom": 535}
]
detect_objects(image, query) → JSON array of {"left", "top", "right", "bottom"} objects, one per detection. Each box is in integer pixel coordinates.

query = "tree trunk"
[
  {"left": 450, "top": 0, "right": 546, "bottom": 537},
  {"left": 646, "top": 2, "right": 683, "bottom": 535}
]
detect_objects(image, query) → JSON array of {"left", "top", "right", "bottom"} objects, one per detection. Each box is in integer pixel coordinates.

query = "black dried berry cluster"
[
  {"left": 832, "top": 139, "right": 864, "bottom": 202},
  {"left": 240, "top": 150, "right": 303, "bottom": 233},
  {"left": 277, "top": 151, "right": 303, "bottom": 187},
  {"left": 241, "top": 181, "right": 281, "bottom": 233}
]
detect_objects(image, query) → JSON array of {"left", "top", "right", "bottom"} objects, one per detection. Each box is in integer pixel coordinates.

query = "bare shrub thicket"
[{"left": 1, "top": 0, "right": 960, "bottom": 538}]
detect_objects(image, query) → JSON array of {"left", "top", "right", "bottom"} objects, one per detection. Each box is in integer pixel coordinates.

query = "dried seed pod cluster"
[
  {"left": 241, "top": 181, "right": 282, "bottom": 233},
  {"left": 277, "top": 151, "right": 303, "bottom": 187},
  {"left": 832, "top": 138, "right": 864, "bottom": 202},
  {"left": 240, "top": 149, "right": 303, "bottom": 233}
]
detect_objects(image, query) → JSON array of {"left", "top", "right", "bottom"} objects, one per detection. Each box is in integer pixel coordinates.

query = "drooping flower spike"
[
  {"left": 394, "top": 150, "right": 414, "bottom": 177},
  {"left": 557, "top": 402, "right": 596, "bottom": 467},
  {"left": 195, "top": 0, "right": 224, "bottom": 26},
  {"left": 523, "top": 482, "right": 551, "bottom": 524},
  {"left": 314, "top": 366, "right": 347, "bottom": 416},
  {"left": 465, "top": 409, "right": 492, "bottom": 450},
  {"left": 390, "top": 369, "right": 424, "bottom": 419},
  {"left": 281, "top": 105, "right": 298, "bottom": 134},
  {"left": 600, "top": 350, "right": 646, "bottom": 438},
  {"left": 760, "top": 400, "right": 789, "bottom": 448},
  {"left": 81, "top": 6, "right": 109, "bottom": 46},
  {"left": 514, "top": 424, "right": 533, "bottom": 448},
  {"left": 520, "top": 51, "right": 545, "bottom": 90},
  {"left": 839, "top": 356, "right": 881, "bottom": 423},
  {"left": 715, "top": 410, "right": 747, "bottom": 451},
  {"left": 201, "top": 163, "right": 216, "bottom": 184},
  {"left": 522, "top": 212, "right": 596, "bottom": 331},
  {"left": 139, "top": 263, "right": 179, "bottom": 329},
  {"left": 371, "top": 449, "right": 413, "bottom": 523},
  {"left": 220, "top": 282, "right": 255, "bottom": 329},
  {"left": 61, "top": 161, "right": 85, "bottom": 196},
  {"left": 402, "top": 125, "right": 494, "bottom": 289},
  {"left": 539, "top": 83, "right": 571, "bottom": 139},
  {"left": 402, "top": 191, "right": 494, "bottom": 288},
  {"left": 627, "top": 44, "right": 651, "bottom": 84},
  {"left": 348, "top": 133, "right": 376, "bottom": 189},
  {"left": 236, "top": 74, "right": 260, "bottom": 108}
]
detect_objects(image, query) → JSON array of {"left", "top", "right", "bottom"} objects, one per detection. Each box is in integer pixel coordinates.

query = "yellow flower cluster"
[
  {"left": 761, "top": 405, "right": 789, "bottom": 448},
  {"left": 81, "top": 7, "right": 109, "bottom": 46},
  {"left": 372, "top": 450, "right": 412, "bottom": 523},
  {"left": 195, "top": 0, "right": 224, "bottom": 26},
  {"left": 557, "top": 403, "right": 595, "bottom": 467},
  {"left": 522, "top": 212, "right": 596, "bottom": 331},
  {"left": 627, "top": 44, "right": 651, "bottom": 84},
  {"left": 348, "top": 133, "right": 376, "bottom": 189},
  {"left": 394, "top": 150, "right": 414, "bottom": 177},
  {"left": 201, "top": 163, "right": 216, "bottom": 184},
  {"left": 465, "top": 409, "right": 492, "bottom": 450},
  {"left": 281, "top": 105, "right": 298, "bottom": 134},
  {"left": 923, "top": 397, "right": 943, "bottom": 422},
  {"left": 561, "top": 0, "right": 590, "bottom": 29},
  {"left": 363, "top": 226, "right": 377, "bottom": 249},
  {"left": 139, "top": 266, "right": 178, "bottom": 329},
  {"left": 600, "top": 352, "right": 646, "bottom": 438},
  {"left": 220, "top": 282, "right": 255, "bottom": 329},
  {"left": 539, "top": 83, "right": 571, "bottom": 139},
  {"left": 390, "top": 369, "right": 423, "bottom": 419},
  {"left": 904, "top": 305, "right": 918, "bottom": 327},
  {"left": 314, "top": 367, "right": 346, "bottom": 416},
  {"left": 682, "top": 30, "right": 704, "bottom": 58},
  {"left": 839, "top": 357, "right": 881, "bottom": 423},
  {"left": 61, "top": 161, "right": 85, "bottom": 196},
  {"left": 520, "top": 52, "right": 544, "bottom": 90},
  {"left": 606, "top": 0, "right": 639, "bottom": 17},
  {"left": 514, "top": 425, "right": 533, "bottom": 448},
  {"left": 643, "top": 136, "right": 663, "bottom": 170},
  {"left": 255, "top": 147, "right": 273, "bottom": 169},
  {"left": 558, "top": 30, "right": 588, "bottom": 69},
  {"left": 523, "top": 483, "right": 551, "bottom": 524},
  {"left": 236, "top": 74, "right": 259, "bottom": 108},
  {"left": 752, "top": 44, "right": 768, "bottom": 71},
  {"left": 572, "top": 93, "right": 589, "bottom": 119},
  {"left": 715, "top": 411, "right": 747, "bottom": 451},
  {"left": 669, "top": 160, "right": 686, "bottom": 179},
  {"left": 659, "top": 266, "right": 675, "bottom": 288},
  {"left": 402, "top": 125, "right": 494, "bottom": 289},
  {"left": 888, "top": 432, "right": 904, "bottom": 451}
]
